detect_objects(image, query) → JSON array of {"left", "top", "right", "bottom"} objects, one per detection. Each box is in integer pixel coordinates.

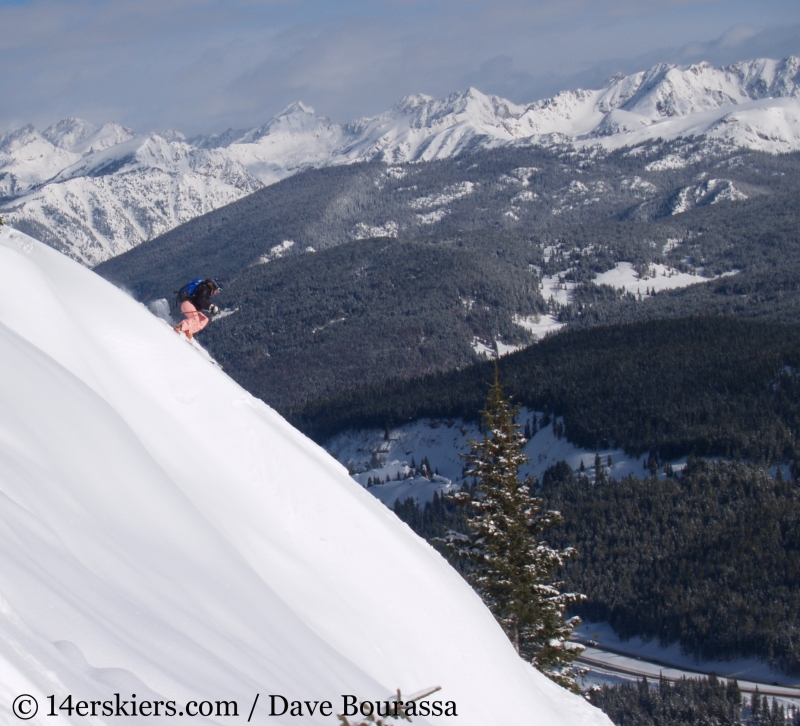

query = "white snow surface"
[
  {"left": 2, "top": 135, "right": 262, "bottom": 266},
  {"left": 541, "top": 274, "right": 577, "bottom": 307},
  {"left": 593, "top": 261, "right": 735, "bottom": 294},
  {"left": 0, "top": 226, "right": 610, "bottom": 725},
  {"left": 513, "top": 314, "right": 565, "bottom": 341},
  {"left": 2, "top": 56, "right": 800, "bottom": 264}
]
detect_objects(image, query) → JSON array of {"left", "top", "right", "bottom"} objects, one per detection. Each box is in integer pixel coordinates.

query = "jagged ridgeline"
[
  {"left": 95, "top": 144, "right": 800, "bottom": 411},
  {"left": 294, "top": 316, "right": 800, "bottom": 465}
]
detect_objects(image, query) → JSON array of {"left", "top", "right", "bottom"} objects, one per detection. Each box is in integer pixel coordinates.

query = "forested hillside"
[
  {"left": 294, "top": 316, "right": 800, "bottom": 466},
  {"left": 395, "top": 458, "right": 800, "bottom": 672},
  {"left": 544, "top": 459, "right": 800, "bottom": 672},
  {"left": 204, "top": 235, "right": 541, "bottom": 409},
  {"left": 95, "top": 143, "right": 800, "bottom": 411}
]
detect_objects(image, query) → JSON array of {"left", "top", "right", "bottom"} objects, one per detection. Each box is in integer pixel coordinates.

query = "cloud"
[
  {"left": 1, "top": 0, "right": 799, "bottom": 135},
  {"left": 551, "top": 22, "right": 800, "bottom": 98},
  {"left": 675, "top": 23, "right": 800, "bottom": 65}
]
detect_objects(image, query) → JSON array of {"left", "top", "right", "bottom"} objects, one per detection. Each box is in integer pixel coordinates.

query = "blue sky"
[{"left": 1, "top": 0, "right": 799, "bottom": 135}]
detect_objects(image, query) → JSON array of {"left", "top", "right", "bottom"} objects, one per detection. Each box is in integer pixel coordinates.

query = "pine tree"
[
  {"left": 442, "top": 367, "right": 585, "bottom": 692},
  {"left": 594, "top": 453, "right": 606, "bottom": 484}
]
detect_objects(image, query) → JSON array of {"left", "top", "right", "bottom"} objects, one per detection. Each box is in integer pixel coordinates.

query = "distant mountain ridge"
[{"left": 2, "top": 56, "right": 799, "bottom": 264}]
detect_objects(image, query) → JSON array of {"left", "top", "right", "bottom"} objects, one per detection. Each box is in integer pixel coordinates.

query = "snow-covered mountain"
[
  {"left": 2, "top": 56, "right": 799, "bottom": 265},
  {"left": 0, "top": 223, "right": 610, "bottom": 725},
  {"left": 0, "top": 125, "right": 261, "bottom": 265}
]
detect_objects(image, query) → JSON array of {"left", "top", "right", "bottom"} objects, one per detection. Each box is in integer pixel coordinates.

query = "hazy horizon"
[{"left": 1, "top": 0, "right": 799, "bottom": 137}]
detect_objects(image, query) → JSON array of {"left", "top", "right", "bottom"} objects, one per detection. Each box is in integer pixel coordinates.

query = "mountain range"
[{"left": 2, "top": 56, "right": 799, "bottom": 265}]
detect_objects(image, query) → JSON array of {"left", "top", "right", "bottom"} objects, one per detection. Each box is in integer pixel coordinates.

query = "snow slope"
[
  {"left": 4, "top": 57, "right": 798, "bottom": 264},
  {"left": 0, "top": 225, "right": 609, "bottom": 725}
]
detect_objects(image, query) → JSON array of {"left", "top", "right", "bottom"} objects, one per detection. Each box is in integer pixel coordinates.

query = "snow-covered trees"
[{"left": 443, "top": 368, "right": 585, "bottom": 691}]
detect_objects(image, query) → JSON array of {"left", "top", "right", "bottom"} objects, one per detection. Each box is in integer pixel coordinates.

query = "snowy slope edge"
[{"left": 0, "top": 225, "right": 610, "bottom": 725}]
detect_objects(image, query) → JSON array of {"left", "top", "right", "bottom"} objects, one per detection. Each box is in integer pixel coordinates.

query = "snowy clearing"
[
  {"left": 352, "top": 221, "right": 399, "bottom": 239},
  {"left": 327, "top": 412, "right": 684, "bottom": 509},
  {"left": 593, "top": 261, "right": 738, "bottom": 294},
  {"left": 541, "top": 273, "right": 577, "bottom": 306},
  {"left": 514, "top": 313, "right": 566, "bottom": 341},
  {"left": 409, "top": 182, "right": 475, "bottom": 210}
]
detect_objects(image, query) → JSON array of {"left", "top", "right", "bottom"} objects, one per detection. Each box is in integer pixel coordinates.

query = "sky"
[{"left": 1, "top": 0, "right": 799, "bottom": 136}]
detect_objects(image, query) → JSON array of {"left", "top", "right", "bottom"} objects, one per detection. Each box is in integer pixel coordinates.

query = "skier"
[{"left": 173, "top": 278, "right": 222, "bottom": 339}]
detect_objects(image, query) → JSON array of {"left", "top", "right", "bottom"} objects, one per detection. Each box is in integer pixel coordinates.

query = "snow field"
[
  {"left": 0, "top": 226, "right": 610, "bottom": 725},
  {"left": 495, "top": 259, "right": 726, "bottom": 360},
  {"left": 593, "top": 261, "right": 734, "bottom": 295},
  {"left": 541, "top": 274, "right": 577, "bottom": 307},
  {"left": 513, "top": 314, "right": 566, "bottom": 342}
]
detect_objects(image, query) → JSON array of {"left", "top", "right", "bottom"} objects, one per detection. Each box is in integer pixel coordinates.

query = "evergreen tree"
[
  {"left": 594, "top": 453, "right": 605, "bottom": 484},
  {"left": 442, "top": 367, "right": 585, "bottom": 691}
]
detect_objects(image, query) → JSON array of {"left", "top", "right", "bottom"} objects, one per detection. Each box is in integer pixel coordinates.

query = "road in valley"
[{"left": 574, "top": 640, "right": 800, "bottom": 702}]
